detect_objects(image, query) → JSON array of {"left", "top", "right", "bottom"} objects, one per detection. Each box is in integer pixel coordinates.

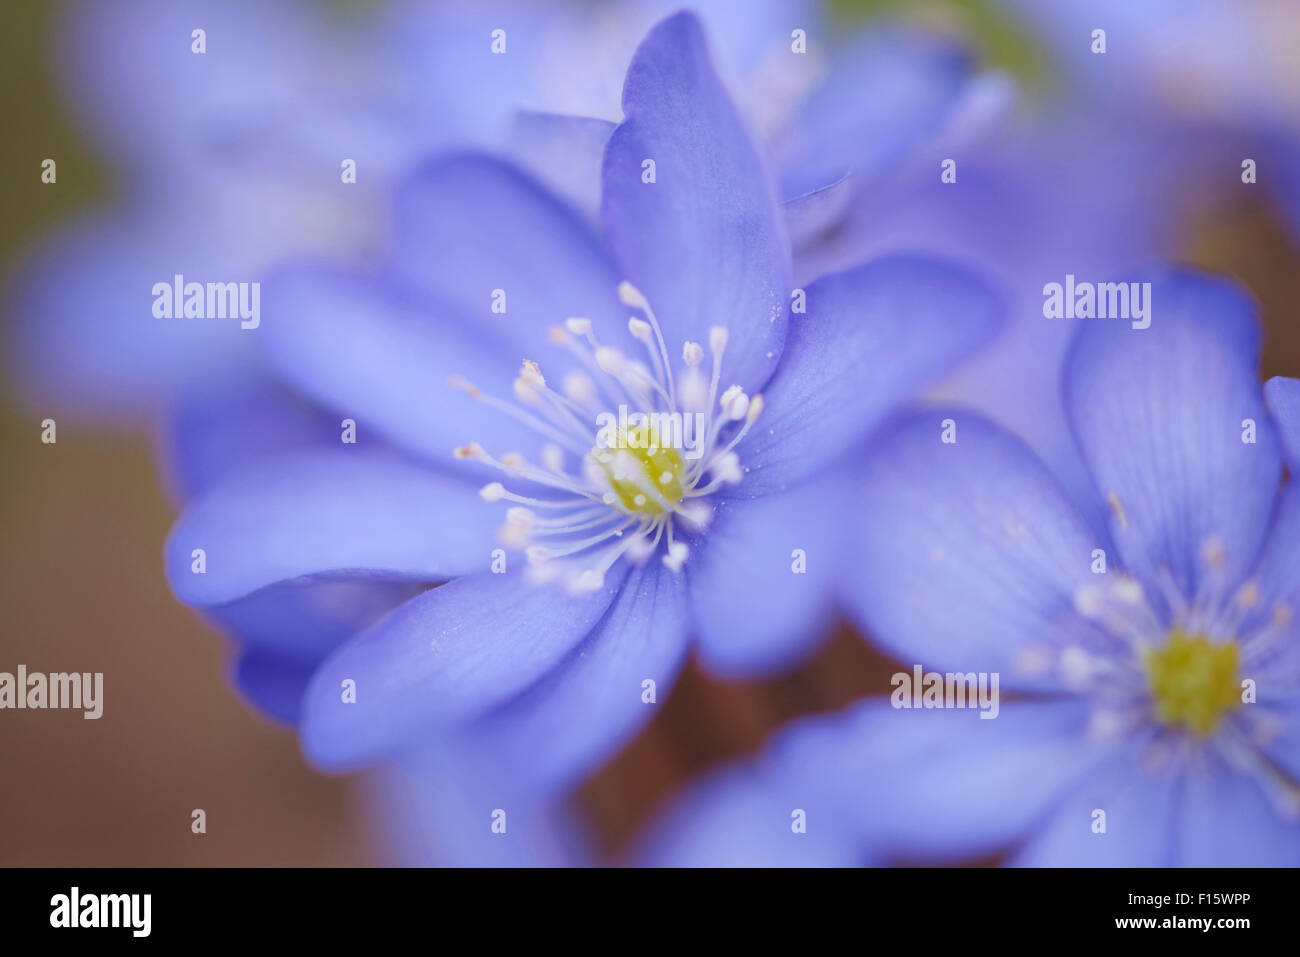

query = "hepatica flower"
[
  {"left": 165, "top": 12, "right": 1000, "bottom": 790},
  {"left": 640, "top": 270, "right": 1300, "bottom": 866}
]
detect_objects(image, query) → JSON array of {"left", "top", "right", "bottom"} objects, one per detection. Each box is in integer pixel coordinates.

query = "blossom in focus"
[{"left": 163, "top": 13, "right": 1003, "bottom": 799}]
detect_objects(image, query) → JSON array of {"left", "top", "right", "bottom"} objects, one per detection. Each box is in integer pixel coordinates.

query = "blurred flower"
[
  {"left": 368, "top": 740, "right": 592, "bottom": 866},
  {"left": 997, "top": 0, "right": 1300, "bottom": 127},
  {"left": 387, "top": 0, "right": 998, "bottom": 235},
  {"left": 802, "top": 109, "right": 1234, "bottom": 535},
  {"left": 163, "top": 12, "right": 1002, "bottom": 801},
  {"left": 792, "top": 4, "right": 1300, "bottom": 537},
  {"left": 7, "top": 0, "right": 983, "bottom": 429},
  {"left": 995, "top": 0, "right": 1300, "bottom": 245},
  {"left": 639, "top": 269, "right": 1300, "bottom": 867},
  {"left": 6, "top": 0, "right": 412, "bottom": 426}
]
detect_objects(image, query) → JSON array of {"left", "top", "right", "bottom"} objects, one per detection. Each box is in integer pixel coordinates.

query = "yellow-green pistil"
[
  {"left": 595, "top": 424, "right": 685, "bottom": 515},
  {"left": 1145, "top": 631, "right": 1241, "bottom": 735}
]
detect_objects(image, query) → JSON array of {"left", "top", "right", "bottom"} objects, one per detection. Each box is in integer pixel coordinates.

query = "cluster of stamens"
[
  {"left": 452, "top": 281, "right": 763, "bottom": 593},
  {"left": 1014, "top": 535, "right": 1300, "bottom": 816}
]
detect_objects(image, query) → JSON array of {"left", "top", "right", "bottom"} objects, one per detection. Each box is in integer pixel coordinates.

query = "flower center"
[
  {"left": 1145, "top": 631, "right": 1241, "bottom": 736},
  {"left": 451, "top": 281, "right": 763, "bottom": 592},
  {"left": 594, "top": 424, "right": 686, "bottom": 516}
]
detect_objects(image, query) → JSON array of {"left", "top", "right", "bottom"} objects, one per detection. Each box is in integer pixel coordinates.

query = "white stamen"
[
  {"left": 505, "top": 507, "right": 536, "bottom": 528},
  {"left": 628, "top": 317, "right": 653, "bottom": 341},
  {"left": 625, "top": 533, "right": 658, "bottom": 563},
  {"left": 720, "top": 384, "right": 749, "bottom": 421},
  {"left": 563, "top": 371, "right": 595, "bottom": 404},
  {"left": 617, "top": 281, "right": 650, "bottom": 310},
  {"left": 679, "top": 368, "right": 708, "bottom": 410},
  {"left": 1073, "top": 585, "right": 1105, "bottom": 618},
  {"left": 452, "top": 285, "right": 764, "bottom": 587},
  {"left": 1113, "top": 577, "right": 1144, "bottom": 605},
  {"left": 500, "top": 523, "right": 531, "bottom": 548},
  {"left": 662, "top": 541, "right": 689, "bottom": 572},
  {"left": 454, "top": 442, "right": 486, "bottom": 461},
  {"left": 1059, "top": 645, "right": 1093, "bottom": 690},
  {"left": 542, "top": 444, "right": 565, "bottom": 473},
  {"left": 709, "top": 326, "right": 729, "bottom": 355},
  {"left": 448, "top": 376, "right": 481, "bottom": 398},
  {"left": 514, "top": 377, "right": 541, "bottom": 403},
  {"left": 595, "top": 346, "right": 625, "bottom": 374},
  {"left": 710, "top": 451, "right": 743, "bottom": 485},
  {"left": 570, "top": 568, "right": 606, "bottom": 593},
  {"left": 675, "top": 499, "right": 713, "bottom": 529},
  {"left": 520, "top": 359, "right": 545, "bottom": 388}
]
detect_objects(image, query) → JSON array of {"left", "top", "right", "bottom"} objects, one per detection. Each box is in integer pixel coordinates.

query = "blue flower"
[
  {"left": 164, "top": 12, "right": 1002, "bottom": 794},
  {"left": 637, "top": 269, "right": 1300, "bottom": 867}
]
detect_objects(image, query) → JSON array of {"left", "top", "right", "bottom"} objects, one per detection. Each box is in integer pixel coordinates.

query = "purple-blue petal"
[
  {"left": 506, "top": 112, "right": 615, "bottom": 224},
  {"left": 689, "top": 470, "right": 848, "bottom": 677},
  {"left": 157, "top": 373, "right": 339, "bottom": 502},
  {"left": 230, "top": 651, "right": 312, "bottom": 726},
  {"left": 737, "top": 255, "right": 1002, "bottom": 496},
  {"left": 56, "top": 0, "right": 330, "bottom": 171},
  {"left": 299, "top": 569, "right": 627, "bottom": 771},
  {"left": 842, "top": 410, "right": 1100, "bottom": 690},
  {"left": 1064, "top": 269, "right": 1282, "bottom": 599},
  {"left": 601, "top": 11, "right": 790, "bottom": 393},
  {"left": 1175, "top": 750, "right": 1300, "bottom": 866},
  {"left": 206, "top": 578, "right": 425, "bottom": 665},
  {"left": 1011, "top": 743, "right": 1183, "bottom": 867},
  {"left": 7, "top": 207, "right": 258, "bottom": 423},
  {"left": 1240, "top": 484, "right": 1300, "bottom": 708},
  {"left": 846, "top": 699, "right": 1106, "bottom": 863},
  {"left": 261, "top": 265, "right": 540, "bottom": 463},
  {"left": 1264, "top": 376, "right": 1300, "bottom": 473},
  {"left": 776, "top": 28, "right": 973, "bottom": 198},
  {"left": 369, "top": 740, "right": 591, "bottom": 866},
  {"left": 780, "top": 173, "right": 854, "bottom": 249},
  {"left": 390, "top": 154, "right": 634, "bottom": 359},
  {"left": 635, "top": 764, "right": 861, "bottom": 867},
  {"left": 640, "top": 697, "right": 1102, "bottom": 866},
  {"left": 463, "top": 563, "right": 690, "bottom": 797},
  {"left": 165, "top": 449, "right": 498, "bottom": 606}
]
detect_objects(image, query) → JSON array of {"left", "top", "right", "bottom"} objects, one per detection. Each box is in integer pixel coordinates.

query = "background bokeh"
[{"left": 3, "top": 0, "right": 1298, "bottom": 866}]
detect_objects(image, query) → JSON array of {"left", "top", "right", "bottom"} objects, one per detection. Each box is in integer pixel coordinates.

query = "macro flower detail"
[
  {"left": 11, "top": 0, "right": 1300, "bottom": 883},
  {"left": 455, "top": 282, "right": 765, "bottom": 591},
  {"left": 162, "top": 11, "right": 1001, "bottom": 789},
  {"left": 637, "top": 269, "right": 1300, "bottom": 867},
  {"left": 1144, "top": 631, "right": 1242, "bottom": 736}
]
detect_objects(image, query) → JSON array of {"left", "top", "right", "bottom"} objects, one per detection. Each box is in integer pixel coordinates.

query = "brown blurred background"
[
  {"left": 2, "top": 0, "right": 1298, "bottom": 866},
  {"left": 0, "top": 0, "right": 376, "bottom": 866}
]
